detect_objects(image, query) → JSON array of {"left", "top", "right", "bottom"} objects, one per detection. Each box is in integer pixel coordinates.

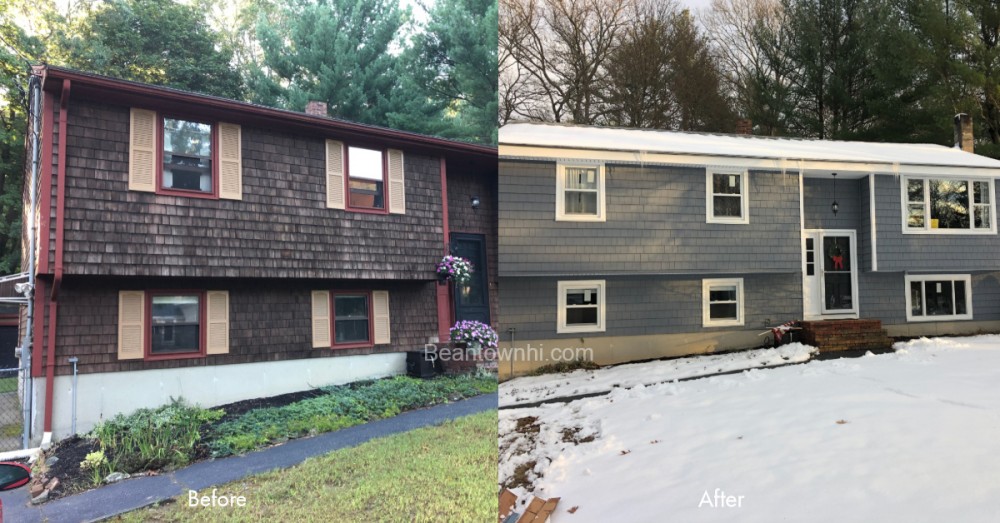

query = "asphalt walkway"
[{"left": 0, "top": 393, "right": 498, "bottom": 522}]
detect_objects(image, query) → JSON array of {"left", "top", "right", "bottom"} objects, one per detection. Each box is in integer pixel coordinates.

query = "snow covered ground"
[
  {"left": 499, "top": 343, "right": 816, "bottom": 408},
  {"left": 499, "top": 336, "right": 1000, "bottom": 522}
]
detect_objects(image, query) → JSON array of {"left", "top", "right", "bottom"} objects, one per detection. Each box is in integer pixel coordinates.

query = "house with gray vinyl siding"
[
  {"left": 13, "top": 66, "right": 497, "bottom": 442},
  {"left": 498, "top": 120, "right": 1000, "bottom": 376}
]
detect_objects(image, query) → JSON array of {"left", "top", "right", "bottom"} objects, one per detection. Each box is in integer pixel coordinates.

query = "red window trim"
[
  {"left": 155, "top": 113, "right": 220, "bottom": 200},
  {"left": 344, "top": 145, "right": 389, "bottom": 214},
  {"left": 144, "top": 290, "right": 208, "bottom": 361},
  {"left": 329, "top": 290, "right": 375, "bottom": 349}
]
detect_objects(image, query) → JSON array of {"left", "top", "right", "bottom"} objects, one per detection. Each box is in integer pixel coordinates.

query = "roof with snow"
[{"left": 499, "top": 122, "right": 1000, "bottom": 174}]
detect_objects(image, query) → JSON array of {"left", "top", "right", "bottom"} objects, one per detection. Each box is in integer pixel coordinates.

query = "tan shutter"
[
  {"left": 206, "top": 291, "right": 230, "bottom": 355},
  {"left": 373, "top": 290, "right": 390, "bottom": 344},
  {"left": 128, "top": 108, "right": 156, "bottom": 192},
  {"left": 218, "top": 123, "right": 242, "bottom": 200},
  {"left": 117, "top": 291, "right": 145, "bottom": 360},
  {"left": 326, "top": 140, "right": 346, "bottom": 209},
  {"left": 311, "top": 291, "right": 331, "bottom": 348},
  {"left": 387, "top": 149, "right": 405, "bottom": 214}
]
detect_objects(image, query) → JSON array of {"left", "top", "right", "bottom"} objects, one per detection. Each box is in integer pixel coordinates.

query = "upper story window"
[
  {"left": 347, "top": 146, "right": 386, "bottom": 211},
  {"left": 706, "top": 170, "right": 749, "bottom": 224},
  {"left": 162, "top": 118, "right": 214, "bottom": 195},
  {"left": 557, "top": 280, "right": 606, "bottom": 333},
  {"left": 905, "top": 274, "right": 973, "bottom": 322},
  {"left": 903, "top": 177, "right": 995, "bottom": 234},
  {"left": 556, "top": 163, "right": 606, "bottom": 221}
]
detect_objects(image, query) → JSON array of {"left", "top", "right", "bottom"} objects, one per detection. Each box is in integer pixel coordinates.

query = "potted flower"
[
  {"left": 449, "top": 320, "right": 498, "bottom": 355},
  {"left": 437, "top": 255, "right": 473, "bottom": 286}
]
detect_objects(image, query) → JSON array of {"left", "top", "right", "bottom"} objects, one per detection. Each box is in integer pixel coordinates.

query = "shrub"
[{"left": 89, "top": 398, "right": 223, "bottom": 474}]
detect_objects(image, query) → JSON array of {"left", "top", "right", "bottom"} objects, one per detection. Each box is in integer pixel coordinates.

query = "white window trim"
[
  {"left": 557, "top": 280, "right": 606, "bottom": 333},
  {"left": 702, "top": 278, "right": 745, "bottom": 327},
  {"left": 899, "top": 176, "right": 997, "bottom": 235},
  {"left": 904, "top": 274, "right": 973, "bottom": 322},
  {"left": 706, "top": 170, "right": 750, "bottom": 224},
  {"left": 555, "top": 162, "right": 606, "bottom": 222}
]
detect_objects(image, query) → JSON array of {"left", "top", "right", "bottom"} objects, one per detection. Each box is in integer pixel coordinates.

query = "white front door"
[{"left": 802, "top": 230, "right": 859, "bottom": 320}]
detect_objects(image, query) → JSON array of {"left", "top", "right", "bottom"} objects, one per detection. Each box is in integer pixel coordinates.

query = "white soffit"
[{"left": 499, "top": 122, "right": 1000, "bottom": 177}]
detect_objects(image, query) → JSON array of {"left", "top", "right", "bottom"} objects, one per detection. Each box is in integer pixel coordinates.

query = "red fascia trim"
[
  {"left": 37, "top": 91, "right": 55, "bottom": 275},
  {"left": 0, "top": 316, "right": 17, "bottom": 327},
  {"left": 39, "top": 66, "right": 496, "bottom": 160},
  {"left": 343, "top": 146, "right": 390, "bottom": 214},
  {"left": 143, "top": 290, "right": 208, "bottom": 361},
  {"left": 436, "top": 157, "right": 453, "bottom": 342},
  {"left": 329, "top": 290, "right": 375, "bottom": 349},
  {"left": 155, "top": 113, "right": 220, "bottom": 199},
  {"left": 42, "top": 299, "right": 57, "bottom": 432},
  {"left": 30, "top": 280, "right": 45, "bottom": 378},
  {"left": 50, "top": 79, "right": 70, "bottom": 301}
]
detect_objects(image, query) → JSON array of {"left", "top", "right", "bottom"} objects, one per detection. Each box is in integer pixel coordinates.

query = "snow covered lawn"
[
  {"left": 499, "top": 336, "right": 1000, "bottom": 522},
  {"left": 500, "top": 343, "right": 816, "bottom": 408}
]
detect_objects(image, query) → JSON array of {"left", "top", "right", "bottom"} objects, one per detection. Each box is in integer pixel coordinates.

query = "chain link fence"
[{"left": 0, "top": 366, "right": 23, "bottom": 451}]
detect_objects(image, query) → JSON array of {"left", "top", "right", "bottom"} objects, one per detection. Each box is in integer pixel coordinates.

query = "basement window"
[
  {"left": 557, "top": 280, "right": 606, "bottom": 333},
  {"left": 150, "top": 294, "right": 203, "bottom": 355},
  {"left": 905, "top": 274, "right": 973, "bottom": 322},
  {"left": 332, "top": 292, "right": 373, "bottom": 347},
  {"left": 703, "top": 278, "right": 744, "bottom": 327},
  {"left": 903, "top": 177, "right": 995, "bottom": 234}
]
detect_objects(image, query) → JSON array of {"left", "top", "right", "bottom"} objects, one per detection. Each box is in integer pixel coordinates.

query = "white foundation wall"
[{"left": 33, "top": 353, "right": 406, "bottom": 441}]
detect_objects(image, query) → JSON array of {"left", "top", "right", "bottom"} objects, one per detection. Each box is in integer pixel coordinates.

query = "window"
[
  {"left": 707, "top": 171, "right": 749, "bottom": 224},
  {"left": 703, "top": 278, "right": 744, "bottom": 327},
  {"left": 556, "top": 163, "right": 605, "bottom": 221},
  {"left": 332, "top": 292, "right": 373, "bottom": 347},
  {"left": 905, "top": 274, "right": 973, "bottom": 322},
  {"left": 347, "top": 146, "right": 386, "bottom": 211},
  {"left": 903, "top": 177, "right": 995, "bottom": 234},
  {"left": 149, "top": 293, "right": 203, "bottom": 356},
  {"left": 557, "top": 280, "right": 606, "bottom": 333},
  {"left": 162, "top": 118, "right": 215, "bottom": 195}
]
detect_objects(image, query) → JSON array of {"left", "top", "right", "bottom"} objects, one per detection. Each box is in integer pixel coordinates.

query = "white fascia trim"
[
  {"left": 555, "top": 161, "right": 606, "bottom": 222},
  {"left": 557, "top": 280, "right": 606, "bottom": 334},
  {"left": 706, "top": 170, "right": 750, "bottom": 224},
  {"left": 500, "top": 144, "right": 1000, "bottom": 178},
  {"left": 898, "top": 175, "right": 998, "bottom": 235},
  {"left": 904, "top": 274, "right": 974, "bottom": 322},
  {"left": 702, "top": 278, "right": 745, "bottom": 327}
]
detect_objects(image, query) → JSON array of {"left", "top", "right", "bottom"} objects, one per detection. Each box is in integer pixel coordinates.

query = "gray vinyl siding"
[
  {"left": 873, "top": 174, "right": 1000, "bottom": 272},
  {"left": 499, "top": 160, "right": 801, "bottom": 277},
  {"left": 803, "top": 177, "right": 861, "bottom": 231},
  {"left": 858, "top": 271, "right": 1000, "bottom": 325},
  {"left": 497, "top": 273, "right": 802, "bottom": 341}
]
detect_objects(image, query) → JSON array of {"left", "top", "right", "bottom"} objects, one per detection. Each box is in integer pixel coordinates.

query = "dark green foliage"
[{"left": 209, "top": 375, "right": 497, "bottom": 457}]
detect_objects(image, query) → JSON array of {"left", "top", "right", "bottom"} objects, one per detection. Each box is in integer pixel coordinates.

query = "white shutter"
[
  {"left": 312, "top": 291, "right": 331, "bottom": 348},
  {"left": 206, "top": 291, "right": 230, "bottom": 355},
  {"left": 218, "top": 123, "right": 242, "bottom": 200},
  {"left": 118, "top": 291, "right": 145, "bottom": 360},
  {"left": 373, "top": 290, "right": 390, "bottom": 344},
  {"left": 387, "top": 149, "right": 405, "bottom": 214},
  {"left": 326, "top": 140, "right": 346, "bottom": 209},
  {"left": 128, "top": 109, "right": 156, "bottom": 192}
]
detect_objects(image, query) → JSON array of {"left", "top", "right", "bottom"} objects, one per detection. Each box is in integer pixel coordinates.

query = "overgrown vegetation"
[
  {"left": 88, "top": 399, "right": 223, "bottom": 478},
  {"left": 209, "top": 375, "right": 496, "bottom": 457},
  {"left": 120, "top": 411, "right": 498, "bottom": 522},
  {"left": 527, "top": 359, "right": 601, "bottom": 376}
]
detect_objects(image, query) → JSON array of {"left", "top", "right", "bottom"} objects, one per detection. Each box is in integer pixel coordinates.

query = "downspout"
[
  {"left": 43, "top": 79, "right": 70, "bottom": 438},
  {"left": 436, "top": 157, "right": 452, "bottom": 342},
  {"left": 19, "top": 72, "right": 43, "bottom": 449}
]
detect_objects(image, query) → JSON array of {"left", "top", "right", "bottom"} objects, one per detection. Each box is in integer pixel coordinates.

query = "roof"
[
  {"left": 36, "top": 65, "right": 496, "bottom": 162},
  {"left": 499, "top": 122, "right": 1000, "bottom": 176}
]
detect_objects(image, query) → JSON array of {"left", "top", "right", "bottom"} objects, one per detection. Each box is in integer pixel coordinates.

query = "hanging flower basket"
[
  {"left": 449, "top": 320, "right": 498, "bottom": 352},
  {"left": 436, "top": 255, "right": 473, "bottom": 286}
]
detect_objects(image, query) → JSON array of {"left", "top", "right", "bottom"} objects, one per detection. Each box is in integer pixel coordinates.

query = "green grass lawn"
[
  {"left": 0, "top": 377, "right": 16, "bottom": 394},
  {"left": 119, "top": 410, "right": 498, "bottom": 522}
]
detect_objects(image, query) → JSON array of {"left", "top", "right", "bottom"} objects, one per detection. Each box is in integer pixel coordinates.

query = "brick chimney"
[
  {"left": 954, "top": 113, "right": 973, "bottom": 153},
  {"left": 736, "top": 119, "right": 753, "bottom": 135},
  {"left": 305, "top": 101, "right": 328, "bottom": 117}
]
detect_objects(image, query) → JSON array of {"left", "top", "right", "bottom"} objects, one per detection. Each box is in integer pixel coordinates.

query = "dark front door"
[
  {"left": 451, "top": 233, "right": 491, "bottom": 324},
  {"left": 0, "top": 325, "right": 18, "bottom": 370}
]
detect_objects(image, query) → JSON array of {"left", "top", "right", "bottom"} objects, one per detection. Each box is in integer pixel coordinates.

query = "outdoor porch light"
[
  {"left": 471, "top": 196, "right": 481, "bottom": 210},
  {"left": 831, "top": 173, "right": 839, "bottom": 216}
]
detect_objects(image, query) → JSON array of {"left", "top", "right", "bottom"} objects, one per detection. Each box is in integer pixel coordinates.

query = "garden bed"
[{"left": 34, "top": 374, "right": 496, "bottom": 503}]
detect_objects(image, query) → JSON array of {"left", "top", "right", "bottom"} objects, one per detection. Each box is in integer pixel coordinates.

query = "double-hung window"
[
  {"left": 557, "top": 280, "right": 606, "bottom": 333},
  {"left": 556, "top": 163, "right": 605, "bottom": 221},
  {"left": 162, "top": 118, "right": 214, "bottom": 195},
  {"left": 707, "top": 171, "right": 749, "bottom": 224},
  {"left": 703, "top": 278, "right": 744, "bottom": 327},
  {"left": 150, "top": 293, "right": 203, "bottom": 355},
  {"left": 905, "top": 274, "right": 973, "bottom": 322},
  {"left": 903, "top": 177, "right": 995, "bottom": 233},
  {"left": 332, "top": 292, "right": 373, "bottom": 346},
  {"left": 116, "top": 290, "right": 230, "bottom": 361},
  {"left": 347, "top": 146, "right": 386, "bottom": 211}
]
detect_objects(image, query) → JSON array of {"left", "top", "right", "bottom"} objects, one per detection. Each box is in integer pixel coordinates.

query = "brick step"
[{"left": 799, "top": 319, "right": 895, "bottom": 353}]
